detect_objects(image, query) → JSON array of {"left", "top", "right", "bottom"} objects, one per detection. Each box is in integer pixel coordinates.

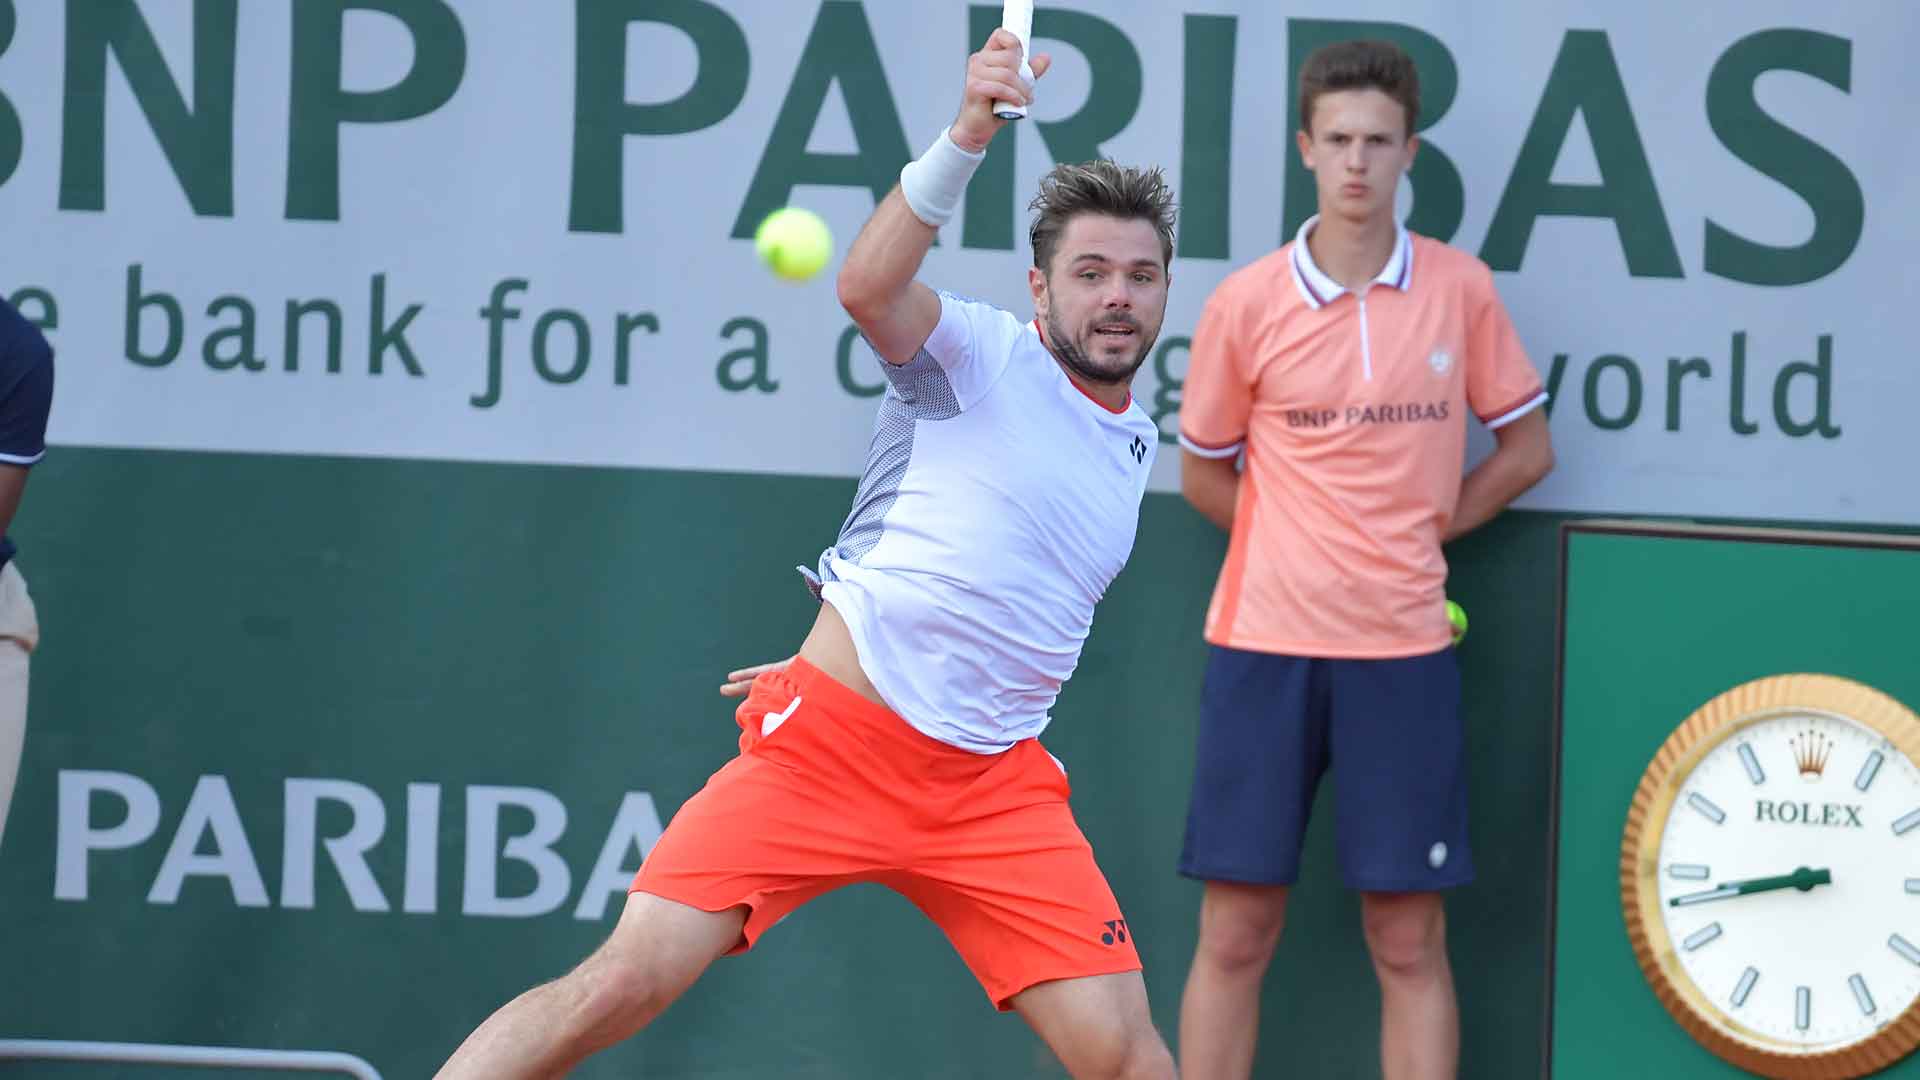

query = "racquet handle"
[{"left": 994, "top": 0, "right": 1034, "bottom": 120}]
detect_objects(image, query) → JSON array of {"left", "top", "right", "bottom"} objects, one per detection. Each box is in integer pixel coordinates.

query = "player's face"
[
  {"left": 1030, "top": 214, "right": 1170, "bottom": 386},
  {"left": 1297, "top": 89, "right": 1418, "bottom": 225}
]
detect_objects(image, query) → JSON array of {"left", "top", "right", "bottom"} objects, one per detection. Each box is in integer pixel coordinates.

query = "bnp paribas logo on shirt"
[{"left": 1285, "top": 402, "right": 1452, "bottom": 429}]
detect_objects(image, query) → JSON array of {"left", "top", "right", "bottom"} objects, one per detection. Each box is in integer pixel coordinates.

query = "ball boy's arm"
[
  {"left": 1181, "top": 451, "right": 1240, "bottom": 533},
  {"left": 1445, "top": 408, "right": 1553, "bottom": 542}
]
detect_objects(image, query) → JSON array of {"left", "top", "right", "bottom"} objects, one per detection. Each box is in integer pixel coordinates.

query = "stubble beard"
[{"left": 1045, "top": 309, "right": 1157, "bottom": 387}]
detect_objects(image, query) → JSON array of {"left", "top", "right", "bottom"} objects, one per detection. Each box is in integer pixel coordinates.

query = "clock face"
[
  {"left": 1624, "top": 675, "right": 1920, "bottom": 1080},
  {"left": 1657, "top": 707, "right": 1920, "bottom": 1051}
]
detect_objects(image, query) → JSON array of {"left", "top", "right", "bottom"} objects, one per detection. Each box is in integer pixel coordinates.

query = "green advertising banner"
[{"left": 0, "top": 449, "right": 1573, "bottom": 1078}]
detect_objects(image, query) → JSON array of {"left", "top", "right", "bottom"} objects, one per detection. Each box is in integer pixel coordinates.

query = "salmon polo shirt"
[{"left": 1178, "top": 218, "right": 1547, "bottom": 659}]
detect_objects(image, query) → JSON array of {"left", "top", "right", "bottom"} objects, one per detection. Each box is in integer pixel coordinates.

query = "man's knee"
[
  {"left": 1196, "top": 887, "right": 1289, "bottom": 973},
  {"left": 1021, "top": 972, "right": 1174, "bottom": 1080},
  {"left": 1122, "top": 1030, "right": 1177, "bottom": 1080},
  {"left": 560, "top": 892, "right": 742, "bottom": 1042},
  {"left": 1079, "top": 1022, "right": 1175, "bottom": 1080},
  {"left": 1361, "top": 894, "right": 1446, "bottom": 979}
]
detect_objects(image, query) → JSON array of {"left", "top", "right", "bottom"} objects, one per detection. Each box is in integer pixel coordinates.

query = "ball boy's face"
[{"left": 1297, "top": 88, "right": 1419, "bottom": 226}]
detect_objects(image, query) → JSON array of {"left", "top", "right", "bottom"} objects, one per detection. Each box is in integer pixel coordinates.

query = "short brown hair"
[
  {"left": 1028, "top": 161, "right": 1177, "bottom": 274},
  {"left": 1299, "top": 39, "right": 1419, "bottom": 136}
]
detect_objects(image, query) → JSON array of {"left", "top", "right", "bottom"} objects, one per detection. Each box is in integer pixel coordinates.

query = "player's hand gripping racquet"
[{"left": 993, "top": 0, "right": 1036, "bottom": 120}]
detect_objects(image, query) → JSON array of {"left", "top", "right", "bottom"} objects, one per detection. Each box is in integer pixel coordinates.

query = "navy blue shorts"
[{"left": 1178, "top": 645, "right": 1473, "bottom": 892}]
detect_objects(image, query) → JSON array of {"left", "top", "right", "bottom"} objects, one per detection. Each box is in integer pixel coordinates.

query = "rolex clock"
[{"left": 1622, "top": 674, "right": 1920, "bottom": 1078}]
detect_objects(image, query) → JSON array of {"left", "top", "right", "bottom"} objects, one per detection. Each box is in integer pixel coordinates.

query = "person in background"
[{"left": 0, "top": 296, "right": 56, "bottom": 854}]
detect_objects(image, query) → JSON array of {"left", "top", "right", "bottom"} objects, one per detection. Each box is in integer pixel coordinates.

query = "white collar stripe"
[
  {"left": 1289, "top": 244, "right": 1331, "bottom": 309},
  {"left": 1178, "top": 431, "right": 1244, "bottom": 459},
  {"left": 1290, "top": 216, "right": 1414, "bottom": 306}
]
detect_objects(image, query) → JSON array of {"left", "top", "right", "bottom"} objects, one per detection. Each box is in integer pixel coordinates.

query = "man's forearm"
[
  {"left": 1182, "top": 454, "right": 1240, "bottom": 532},
  {"left": 1446, "top": 445, "right": 1548, "bottom": 541},
  {"left": 838, "top": 33, "right": 1028, "bottom": 364},
  {"left": 0, "top": 468, "right": 26, "bottom": 539},
  {"left": 1446, "top": 408, "right": 1553, "bottom": 542},
  {"left": 1189, "top": 480, "right": 1236, "bottom": 532}
]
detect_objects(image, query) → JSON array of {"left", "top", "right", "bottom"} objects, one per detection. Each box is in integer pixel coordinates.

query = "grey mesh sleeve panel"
[
  {"left": 795, "top": 345, "right": 963, "bottom": 600},
  {"left": 831, "top": 347, "right": 961, "bottom": 564}
]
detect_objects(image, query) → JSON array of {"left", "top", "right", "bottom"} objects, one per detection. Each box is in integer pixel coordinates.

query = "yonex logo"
[
  {"left": 1100, "top": 919, "right": 1130, "bottom": 946},
  {"left": 1127, "top": 436, "right": 1147, "bottom": 464}
]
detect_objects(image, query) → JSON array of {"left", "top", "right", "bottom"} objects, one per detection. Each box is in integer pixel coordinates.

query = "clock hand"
[{"left": 1669, "top": 866, "right": 1832, "bottom": 907}]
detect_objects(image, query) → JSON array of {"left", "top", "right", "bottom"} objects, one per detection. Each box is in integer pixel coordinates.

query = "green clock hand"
[{"left": 1669, "top": 866, "right": 1832, "bottom": 907}]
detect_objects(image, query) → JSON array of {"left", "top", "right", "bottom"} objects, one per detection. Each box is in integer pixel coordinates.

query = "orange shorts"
[{"left": 630, "top": 657, "right": 1141, "bottom": 1009}]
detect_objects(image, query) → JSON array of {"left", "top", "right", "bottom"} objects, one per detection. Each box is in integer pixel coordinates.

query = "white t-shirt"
[{"left": 806, "top": 292, "right": 1160, "bottom": 753}]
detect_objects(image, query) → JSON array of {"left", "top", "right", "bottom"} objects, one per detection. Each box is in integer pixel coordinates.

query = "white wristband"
[{"left": 899, "top": 128, "right": 987, "bottom": 228}]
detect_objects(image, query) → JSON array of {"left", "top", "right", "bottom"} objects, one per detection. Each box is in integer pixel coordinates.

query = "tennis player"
[{"left": 439, "top": 28, "right": 1177, "bottom": 1079}]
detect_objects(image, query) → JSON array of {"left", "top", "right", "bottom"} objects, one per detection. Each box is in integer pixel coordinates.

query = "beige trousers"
[{"left": 0, "top": 561, "right": 38, "bottom": 854}]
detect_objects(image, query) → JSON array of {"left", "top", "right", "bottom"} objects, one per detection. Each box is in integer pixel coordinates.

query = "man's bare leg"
[
  {"left": 1177, "top": 882, "right": 1289, "bottom": 1079},
  {"left": 435, "top": 892, "right": 746, "bottom": 1080},
  {"left": 1013, "top": 971, "right": 1176, "bottom": 1080},
  {"left": 1361, "top": 891, "right": 1456, "bottom": 1080}
]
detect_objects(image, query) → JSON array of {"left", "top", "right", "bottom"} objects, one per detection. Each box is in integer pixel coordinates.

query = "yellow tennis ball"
[
  {"left": 755, "top": 207, "right": 833, "bottom": 282},
  {"left": 1446, "top": 600, "right": 1468, "bottom": 645}
]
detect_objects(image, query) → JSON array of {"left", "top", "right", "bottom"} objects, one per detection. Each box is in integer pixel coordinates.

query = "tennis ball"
[
  {"left": 1446, "top": 600, "right": 1469, "bottom": 645},
  {"left": 755, "top": 207, "right": 833, "bottom": 282}
]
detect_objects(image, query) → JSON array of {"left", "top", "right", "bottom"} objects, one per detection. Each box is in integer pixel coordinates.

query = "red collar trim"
[{"left": 1034, "top": 320, "right": 1132, "bottom": 414}]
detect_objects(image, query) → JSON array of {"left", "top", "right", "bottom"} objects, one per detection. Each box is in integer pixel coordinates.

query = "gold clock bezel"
[{"left": 1621, "top": 673, "right": 1920, "bottom": 1080}]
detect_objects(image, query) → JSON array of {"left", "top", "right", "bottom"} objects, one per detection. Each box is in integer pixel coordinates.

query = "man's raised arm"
[{"left": 835, "top": 29, "right": 1049, "bottom": 365}]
